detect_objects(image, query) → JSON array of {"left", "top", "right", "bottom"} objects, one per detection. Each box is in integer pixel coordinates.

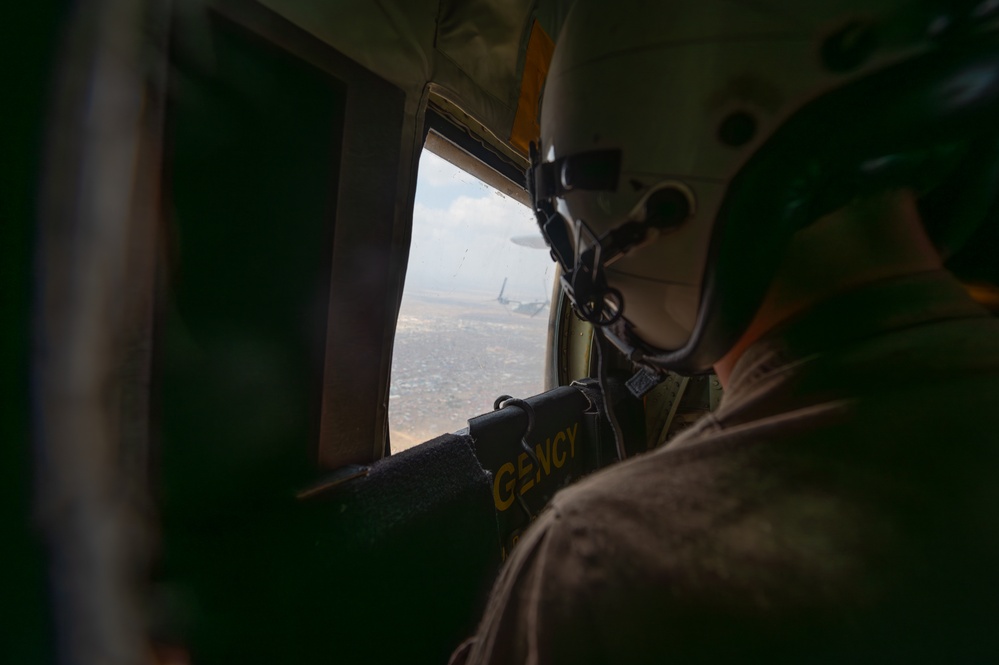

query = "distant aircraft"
[
  {"left": 510, "top": 234, "right": 548, "bottom": 250},
  {"left": 496, "top": 277, "right": 549, "bottom": 317}
]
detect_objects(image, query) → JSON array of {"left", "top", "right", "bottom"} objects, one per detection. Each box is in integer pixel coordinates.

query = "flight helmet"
[{"left": 529, "top": 0, "right": 999, "bottom": 374}]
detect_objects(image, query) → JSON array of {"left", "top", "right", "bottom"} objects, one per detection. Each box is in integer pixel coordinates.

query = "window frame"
[{"left": 421, "top": 104, "right": 530, "bottom": 205}]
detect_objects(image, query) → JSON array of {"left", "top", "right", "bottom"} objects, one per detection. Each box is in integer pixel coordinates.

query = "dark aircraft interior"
[{"left": 4, "top": 0, "right": 999, "bottom": 663}]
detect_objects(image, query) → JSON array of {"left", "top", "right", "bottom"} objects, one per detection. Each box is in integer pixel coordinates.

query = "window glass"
[{"left": 389, "top": 149, "right": 554, "bottom": 451}]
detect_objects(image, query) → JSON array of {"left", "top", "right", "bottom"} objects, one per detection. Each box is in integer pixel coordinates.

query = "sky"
[{"left": 403, "top": 150, "right": 555, "bottom": 301}]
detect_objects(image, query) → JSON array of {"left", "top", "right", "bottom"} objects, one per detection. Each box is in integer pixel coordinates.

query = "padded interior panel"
[
  {"left": 304, "top": 433, "right": 502, "bottom": 663},
  {"left": 163, "top": 434, "right": 501, "bottom": 665}
]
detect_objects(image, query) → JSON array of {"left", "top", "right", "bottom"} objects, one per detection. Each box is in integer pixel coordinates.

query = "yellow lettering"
[
  {"left": 495, "top": 423, "right": 583, "bottom": 509},
  {"left": 518, "top": 452, "right": 535, "bottom": 494},
  {"left": 567, "top": 422, "right": 579, "bottom": 459},
  {"left": 493, "top": 462, "right": 516, "bottom": 511},
  {"left": 553, "top": 431, "right": 566, "bottom": 468},
  {"left": 535, "top": 438, "right": 552, "bottom": 483}
]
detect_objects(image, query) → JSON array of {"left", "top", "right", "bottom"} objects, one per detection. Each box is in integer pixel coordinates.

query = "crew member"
[{"left": 453, "top": 0, "right": 999, "bottom": 662}]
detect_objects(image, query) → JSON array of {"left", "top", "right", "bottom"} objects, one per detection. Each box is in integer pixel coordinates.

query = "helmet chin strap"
[
  {"left": 560, "top": 216, "right": 627, "bottom": 326},
  {"left": 528, "top": 144, "right": 663, "bottom": 328}
]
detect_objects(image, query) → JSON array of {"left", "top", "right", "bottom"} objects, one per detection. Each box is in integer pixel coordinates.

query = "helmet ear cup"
[{"left": 643, "top": 185, "right": 694, "bottom": 230}]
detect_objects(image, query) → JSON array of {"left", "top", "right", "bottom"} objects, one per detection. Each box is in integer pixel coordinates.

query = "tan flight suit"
[{"left": 452, "top": 270, "right": 999, "bottom": 664}]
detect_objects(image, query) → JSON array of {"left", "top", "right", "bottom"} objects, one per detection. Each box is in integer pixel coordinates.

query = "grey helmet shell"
[{"left": 537, "top": 0, "right": 990, "bottom": 370}]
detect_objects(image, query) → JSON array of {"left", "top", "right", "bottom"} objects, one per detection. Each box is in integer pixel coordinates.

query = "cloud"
[{"left": 406, "top": 180, "right": 553, "bottom": 296}]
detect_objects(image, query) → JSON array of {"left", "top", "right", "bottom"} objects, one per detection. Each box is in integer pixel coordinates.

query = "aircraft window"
[{"left": 389, "top": 150, "right": 554, "bottom": 451}]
